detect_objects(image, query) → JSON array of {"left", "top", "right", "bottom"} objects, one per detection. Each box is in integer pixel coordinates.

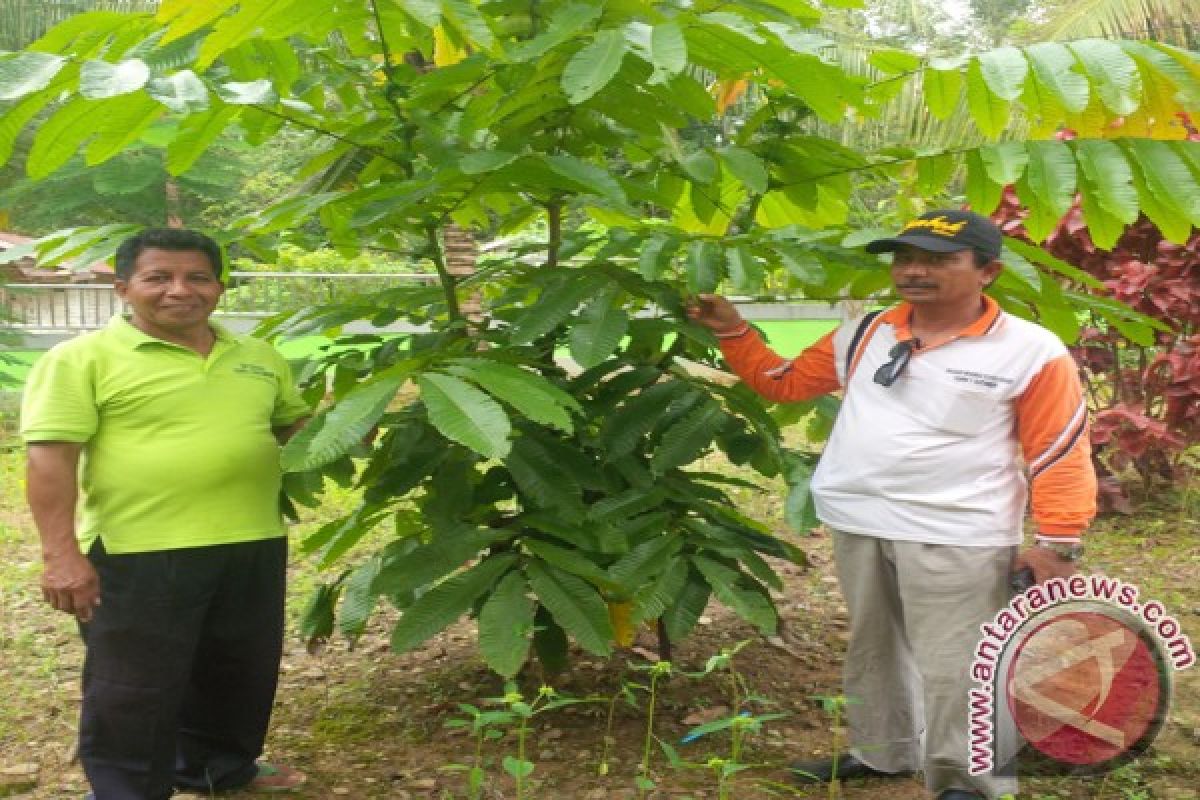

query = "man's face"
[
  {"left": 889, "top": 244, "right": 1001, "bottom": 309},
  {"left": 114, "top": 248, "right": 223, "bottom": 335}
]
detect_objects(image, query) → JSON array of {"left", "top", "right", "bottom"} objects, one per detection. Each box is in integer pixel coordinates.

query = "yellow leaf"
[
  {"left": 608, "top": 600, "right": 636, "bottom": 647},
  {"left": 710, "top": 78, "right": 748, "bottom": 115},
  {"left": 434, "top": 24, "right": 468, "bottom": 67}
]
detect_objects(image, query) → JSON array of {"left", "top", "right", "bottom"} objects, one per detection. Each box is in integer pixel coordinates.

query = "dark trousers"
[{"left": 79, "top": 537, "right": 288, "bottom": 800}]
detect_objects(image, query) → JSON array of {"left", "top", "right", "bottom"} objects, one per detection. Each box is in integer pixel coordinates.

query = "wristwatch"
[{"left": 1035, "top": 538, "right": 1084, "bottom": 562}]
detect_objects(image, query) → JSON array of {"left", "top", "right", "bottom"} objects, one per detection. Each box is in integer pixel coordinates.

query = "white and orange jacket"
[{"left": 719, "top": 297, "right": 1096, "bottom": 546}]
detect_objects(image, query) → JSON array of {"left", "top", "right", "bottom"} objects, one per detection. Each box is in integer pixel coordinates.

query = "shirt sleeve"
[
  {"left": 717, "top": 326, "right": 841, "bottom": 403},
  {"left": 269, "top": 348, "right": 312, "bottom": 427},
  {"left": 20, "top": 345, "right": 98, "bottom": 444},
  {"left": 1015, "top": 352, "right": 1098, "bottom": 538}
]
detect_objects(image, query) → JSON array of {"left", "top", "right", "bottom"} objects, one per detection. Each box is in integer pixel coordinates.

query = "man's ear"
[
  {"left": 981, "top": 260, "right": 1003, "bottom": 288},
  {"left": 113, "top": 279, "right": 128, "bottom": 300}
]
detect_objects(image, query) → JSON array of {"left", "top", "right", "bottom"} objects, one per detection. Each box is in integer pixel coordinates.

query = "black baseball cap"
[{"left": 865, "top": 210, "right": 1003, "bottom": 261}]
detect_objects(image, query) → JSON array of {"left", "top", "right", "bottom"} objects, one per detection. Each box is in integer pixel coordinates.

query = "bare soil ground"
[{"left": 1, "top": 448, "right": 1197, "bottom": 800}]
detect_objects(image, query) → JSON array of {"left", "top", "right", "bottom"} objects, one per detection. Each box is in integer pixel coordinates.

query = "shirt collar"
[
  {"left": 879, "top": 296, "right": 1002, "bottom": 341},
  {"left": 107, "top": 315, "right": 236, "bottom": 350}
]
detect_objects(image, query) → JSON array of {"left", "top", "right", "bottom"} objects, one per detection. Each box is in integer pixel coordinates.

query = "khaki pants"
[{"left": 832, "top": 531, "right": 1018, "bottom": 799}]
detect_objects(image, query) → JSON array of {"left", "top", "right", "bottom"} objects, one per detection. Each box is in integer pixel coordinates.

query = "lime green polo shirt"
[{"left": 20, "top": 317, "right": 311, "bottom": 555}]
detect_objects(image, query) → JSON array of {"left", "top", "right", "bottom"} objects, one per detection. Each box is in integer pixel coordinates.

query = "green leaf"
[
  {"left": 509, "top": 273, "right": 601, "bottom": 344},
  {"left": 447, "top": 359, "right": 580, "bottom": 433},
  {"left": 1014, "top": 140, "right": 1077, "bottom": 243},
  {"left": 544, "top": 153, "right": 625, "bottom": 202},
  {"left": 648, "top": 22, "right": 687, "bottom": 84},
  {"left": 1071, "top": 140, "right": 1139, "bottom": 242},
  {"left": 390, "top": 554, "right": 518, "bottom": 653},
  {"left": 1023, "top": 42, "right": 1089, "bottom": 114},
  {"left": 976, "top": 47, "right": 1028, "bottom": 101},
  {"left": 600, "top": 380, "right": 689, "bottom": 461},
  {"left": 419, "top": 372, "right": 512, "bottom": 459},
  {"left": 281, "top": 370, "right": 405, "bottom": 472},
  {"left": 374, "top": 527, "right": 504, "bottom": 597},
  {"left": 338, "top": 556, "right": 383, "bottom": 639},
  {"left": 525, "top": 561, "right": 613, "bottom": 657},
  {"left": 146, "top": 70, "right": 211, "bottom": 113},
  {"left": 79, "top": 59, "right": 150, "bottom": 99},
  {"left": 638, "top": 235, "right": 676, "bottom": 281},
  {"left": 783, "top": 458, "right": 819, "bottom": 532},
  {"left": 661, "top": 570, "right": 711, "bottom": 641},
  {"left": 923, "top": 66, "right": 963, "bottom": 121},
  {"left": 686, "top": 240, "right": 722, "bottom": 293},
  {"left": 680, "top": 149, "right": 718, "bottom": 184},
  {"left": 510, "top": 2, "right": 602, "bottom": 61},
  {"left": 157, "top": 0, "right": 239, "bottom": 46},
  {"left": 964, "top": 148, "right": 1004, "bottom": 215},
  {"left": 506, "top": 436, "right": 582, "bottom": 511},
  {"left": 869, "top": 48, "right": 922, "bottom": 75},
  {"left": 532, "top": 604, "right": 569, "bottom": 673},
  {"left": 978, "top": 142, "right": 1028, "bottom": 185},
  {"left": 1122, "top": 139, "right": 1200, "bottom": 241},
  {"left": 631, "top": 556, "right": 688, "bottom": 625},
  {"left": 524, "top": 539, "right": 616, "bottom": 589},
  {"left": 720, "top": 146, "right": 768, "bottom": 195},
  {"left": 1068, "top": 39, "right": 1140, "bottom": 116},
  {"left": 0, "top": 53, "right": 66, "bottom": 101},
  {"left": 691, "top": 555, "right": 777, "bottom": 634},
  {"left": 569, "top": 287, "right": 629, "bottom": 369},
  {"left": 561, "top": 28, "right": 626, "bottom": 105},
  {"left": 502, "top": 756, "right": 535, "bottom": 778},
  {"left": 84, "top": 95, "right": 163, "bottom": 166},
  {"left": 608, "top": 535, "right": 681, "bottom": 594},
  {"left": 725, "top": 245, "right": 763, "bottom": 292},
  {"left": 26, "top": 98, "right": 102, "bottom": 179},
  {"left": 167, "top": 105, "right": 240, "bottom": 175},
  {"left": 651, "top": 399, "right": 728, "bottom": 474},
  {"left": 478, "top": 570, "right": 535, "bottom": 677},
  {"left": 460, "top": 150, "right": 517, "bottom": 174},
  {"left": 299, "top": 580, "right": 342, "bottom": 644},
  {"left": 216, "top": 79, "right": 277, "bottom": 105},
  {"left": 966, "top": 58, "right": 1011, "bottom": 137},
  {"left": 442, "top": 0, "right": 495, "bottom": 50}
]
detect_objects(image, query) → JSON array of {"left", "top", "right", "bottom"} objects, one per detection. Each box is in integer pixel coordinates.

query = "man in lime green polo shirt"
[{"left": 21, "top": 228, "right": 310, "bottom": 800}]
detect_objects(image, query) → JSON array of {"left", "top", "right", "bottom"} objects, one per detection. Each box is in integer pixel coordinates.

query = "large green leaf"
[
  {"left": 976, "top": 47, "right": 1028, "bottom": 102},
  {"left": 338, "top": 556, "right": 383, "bottom": 639},
  {"left": 720, "top": 146, "right": 768, "bottom": 195},
  {"left": 419, "top": 372, "right": 512, "bottom": 459},
  {"left": 964, "top": 148, "right": 1004, "bottom": 215},
  {"left": 691, "top": 555, "right": 777, "bottom": 634},
  {"left": 1074, "top": 139, "right": 1139, "bottom": 233},
  {"left": 510, "top": 2, "right": 602, "bottom": 61},
  {"left": 561, "top": 28, "right": 627, "bottom": 104},
  {"left": 569, "top": 287, "right": 629, "bottom": 369},
  {"left": 631, "top": 556, "right": 689, "bottom": 626},
  {"left": 661, "top": 569, "right": 711, "bottom": 641},
  {"left": 725, "top": 245, "right": 764, "bottom": 292},
  {"left": 923, "top": 66, "right": 963, "bottom": 120},
  {"left": 157, "top": 0, "right": 240, "bottom": 46},
  {"left": 1068, "top": 39, "right": 1140, "bottom": 116},
  {"left": 373, "top": 526, "right": 505, "bottom": 597},
  {"left": 0, "top": 53, "right": 66, "bottom": 101},
  {"left": 1123, "top": 139, "right": 1200, "bottom": 237},
  {"left": 478, "top": 570, "right": 535, "bottom": 677},
  {"left": 167, "top": 105, "right": 240, "bottom": 175},
  {"left": 648, "top": 21, "right": 687, "bottom": 84},
  {"left": 447, "top": 359, "right": 580, "bottom": 433},
  {"left": 390, "top": 554, "right": 517, "bottom": 653},
  {"left": 1023, "top": 42, "right": 1089, "bottom": 114},
  {"left": 686, "top": 240, "right": 722, "bottom": 293},
  {"left": 608, "top": 535, "right": 681, "bottom": 594},
  {"left": 26, "top": 98, "right": 102, "bottom": 179},
  {"left": 524, "top": 539, "right": 618, "bottom": 591},
  {"left": 1015, "top": 140, "right": 1078, "bottom": 243},
  {"left": 281, "top": 370, "right": 406, "bottom": 472},
  {"left": 506, "top": 436, "right": 582, "bottom": 511},
  {"left": 651, "top": 398, "right": 729, "bottom": 474},
  {"left": 85, "top": 94, "right": 163, "bottom": 166},
  {"left": 509, "top": 272, "right": 602, "bottom": 344},
  {"left": 600, "top": 380, "right": 689, "bottom": 461},
  {"left": 525, "top": 561, "right": 613, "bottom": 656},
  {"left": 146, "top": 70, "right": 210, "bottom": 113},
  {"left": 79, "top": 59, "right": 150, "bottom": 99},
  {"left": 965, "top": 58, "right": 1011, "bottom": 137}
]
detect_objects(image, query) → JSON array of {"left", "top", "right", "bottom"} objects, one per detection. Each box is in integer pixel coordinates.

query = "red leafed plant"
[{"left": 994, "top": 190, "right": 1199, "bottom": 512}]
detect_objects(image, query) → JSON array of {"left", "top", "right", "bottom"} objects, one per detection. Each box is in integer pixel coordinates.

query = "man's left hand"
[{"left": 1012, "top": 545, "right": 1078, "bottom": 585}]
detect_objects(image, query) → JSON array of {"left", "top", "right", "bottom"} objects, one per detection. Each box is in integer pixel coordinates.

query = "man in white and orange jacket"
[{"left": 688, "top": 210, "right": 1096, "bottom": 800}]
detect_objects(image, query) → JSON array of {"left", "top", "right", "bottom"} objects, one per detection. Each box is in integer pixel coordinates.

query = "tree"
[{"left": 0, "top": 0, "right": 1197, "bottom": 675}]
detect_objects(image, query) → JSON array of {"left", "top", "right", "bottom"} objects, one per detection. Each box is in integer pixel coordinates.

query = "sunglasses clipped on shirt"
[{"left": 874, "top": 339, "right": 920, "bottom": 387}]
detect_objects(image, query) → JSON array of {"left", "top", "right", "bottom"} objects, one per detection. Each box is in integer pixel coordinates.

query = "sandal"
[{"left": 248, "top": 762, "right": 307, "bottom": 793}]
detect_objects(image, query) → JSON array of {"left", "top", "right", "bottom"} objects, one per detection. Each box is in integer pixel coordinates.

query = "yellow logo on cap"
[{"left": 902, "top": 216, "right": 967, "bottom": 237}]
